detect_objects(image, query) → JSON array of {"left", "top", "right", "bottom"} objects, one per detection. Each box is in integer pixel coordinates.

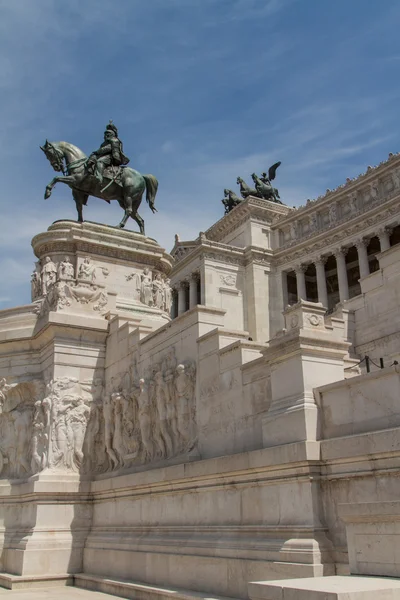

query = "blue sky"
[{"left": 1, "top": 0, "right": 400, "bottom": 308}]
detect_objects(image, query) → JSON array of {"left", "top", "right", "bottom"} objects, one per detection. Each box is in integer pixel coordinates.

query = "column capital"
[
  {"left": 294, "top": 263, "right": 308, "bottom": 274},
  {"left": 176, "top": 280, "right": 189, "bottom": 291},
  {"left": 355, "top": 237, "right": 368, "bottom": 249},
  {"left": 314, "top": 256, "right": 328, "bottom": 266},
  {"left": 377, "top": 225, "right": 393, "bottom": 238},
  {"left": 190, "top": 270, "right": 200, "bottom": 282},
  {"left": 334, "top": 246, "right": 349, "bottom": 258}
]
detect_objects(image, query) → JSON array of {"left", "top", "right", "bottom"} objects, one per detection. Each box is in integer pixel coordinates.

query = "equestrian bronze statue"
[{"left": 41, "top": 122, "right": 158, "bottom": 233}]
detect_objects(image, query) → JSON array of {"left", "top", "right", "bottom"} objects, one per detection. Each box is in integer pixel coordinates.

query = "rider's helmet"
[{"left": 105, "top": 120, "right": 118, "bottom": 137}]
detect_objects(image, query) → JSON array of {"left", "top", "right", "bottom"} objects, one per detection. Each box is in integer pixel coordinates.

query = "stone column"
[
  {"left": 314, "top": 258, "right": 328, "bottom": 308},
  {"left": 178, "top": 282, "right": 186, "bottom": 316},
  {"left": 282, "top": 271, "right": 289, "bottom": 308},
  {"left": 378, "top": 227, "right": 391, "bottom": 252},
  {"left": 355, "top": 238, "right": 370, "bottom": 279},
  {"left": 335, "top": 248, "right": 349, "bottom": 302},
  {"left": 171, "top": 288, "right": 178, "bottom": 319},
  {"left": 295, "top": 264, "right": 307, "bottom": 301},
  {"left": 189, "top": 272, "right": 199, "bottom": 309}
]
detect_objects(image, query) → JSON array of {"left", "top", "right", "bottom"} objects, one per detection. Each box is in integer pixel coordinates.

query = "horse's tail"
[{"left": 143, "top": 174, "right": 158, "bottom": 212}]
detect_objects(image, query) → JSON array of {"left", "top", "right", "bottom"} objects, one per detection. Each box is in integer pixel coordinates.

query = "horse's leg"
[
  {"left": 72, "top": 190, "right": 87, "bottom": 223},
  {"left": 132, "top": 210, "right": 145, "bottom": 235},
  {"left": 117, "top": 192, "right": 133, "bottom": 229},
  {"left": 130, "top": 193, "right": 145, "bottom": 235},
  {"left": 44, "top": 175, "right": 77, "bottom": 199}
]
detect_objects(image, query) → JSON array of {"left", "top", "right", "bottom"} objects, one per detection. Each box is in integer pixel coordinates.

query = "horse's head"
[
  {"left": 236, "top": 177, "right": 242, "bottom": 185},
  {"left": 251, "top": 173, "right": 257, "bottom": 183},
  {"left": 40, "top": 140, "right": 64, "bottom": 173},
  {"left": 224, "top": 188, "right": 230, "bottom": 196}
]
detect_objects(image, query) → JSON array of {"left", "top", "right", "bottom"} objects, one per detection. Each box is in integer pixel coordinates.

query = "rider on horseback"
[{"left": 88, "top": 121, "right": 130, "bottom": 185}]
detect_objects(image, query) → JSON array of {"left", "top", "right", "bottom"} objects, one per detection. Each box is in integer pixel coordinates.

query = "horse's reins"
[{"left": 65, "top": 157, "right": 88, "bottom": 173}]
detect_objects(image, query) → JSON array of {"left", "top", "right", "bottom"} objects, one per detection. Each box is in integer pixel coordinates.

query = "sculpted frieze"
[
  {"left": 0, "top": 354, "right": 197, "bottom": 479},
  {"left": 88, "top": 348, "right": 197, "bottom": 474},
  {"left": 0, "top": 378, "right": 46, "bottom": 478},
  {"left": 32, "top": 255, "right": 109, "bottom": 316},
  {"left": 126, "top": 269, "right": 172, "bottom": 314},
  {"left": 0, "top": 376, "right": 112, "bottom": 479}
]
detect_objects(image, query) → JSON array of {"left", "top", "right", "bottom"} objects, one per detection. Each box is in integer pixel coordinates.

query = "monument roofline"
[
  {"left": 204, "top": 196, "right": 292, "bottom": 243},
  {"left": 274, "top": 151, "right": 400, "bottom": 226}
]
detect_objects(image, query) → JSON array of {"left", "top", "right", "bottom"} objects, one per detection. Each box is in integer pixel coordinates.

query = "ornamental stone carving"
[
  {"left": 220, "top": 274, "right": 236, "bottom": 287},
  {"left": 88, "top": 349, "right": 197, "bottom": 473},
  {"left": 153, "top": 273, "right": 165, "bottom": 309},
  {"left": 309, "top": 212, "right": 318, "bottom": 233},
  {"left": 41, "top": 256, "right": 57, "bottom": 295},
  {"left": 46, "top": 378, "right": 91, "bottom": 471},
  {"left": 58, "top": 256, "right": 75, "bottom": 281},
  {"left": 0, "top": 378, "right": 46, "bottom": 478},
  {"left": 0, "top": 375, "right": 111, "bottom": 478},
  {"left": 329, "top": 202, "right": 338, "bottom": 225},
  {"left": 307, "top": 314, "right": 321, "bottom": 327},
  {"left": 369, "top": 181, "right": 379, "bottom": 200},
  {"left": 127, "top": 269, "right": 172, "bottom": 314},
  {"left": 31, "top": 263, "right": 42, "bottom": 301},
  {"left": 0, "top": 378, "right": 12, "bottom": 413},
  {"left": 140, "top": 268, "right": 153, "bottom": 306},
  {"left": 78, "top": 257, "right": 96, "bottom": 282},
  {"left": 290, "top": 221, "right": 298, "bottom": 240},
  {"left": 37, "top": 278, "right": 108, "bottom": 316},
  {"left": 348, "top": 191, "right": 358, "bottom": 214}
]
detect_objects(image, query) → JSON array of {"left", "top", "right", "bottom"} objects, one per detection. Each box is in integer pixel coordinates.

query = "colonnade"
[
  {"left": 286, "top": 227, "right": 392, "bottom": 307},
  {"left": 171, "top": 271, "right": 201, "bottom": 318}
]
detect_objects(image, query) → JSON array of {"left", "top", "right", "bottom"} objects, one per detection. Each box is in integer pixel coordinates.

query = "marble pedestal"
[
  {"left": 31, "top": 220, "right": 173, "bottom": 325},
  {"left": 0, "top": 475, "right": 90, "bottom": 579}
]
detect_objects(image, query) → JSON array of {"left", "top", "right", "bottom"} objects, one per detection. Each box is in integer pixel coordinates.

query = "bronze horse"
[{"left": 41, "top": 140, "right": 158, "bottom": 233}]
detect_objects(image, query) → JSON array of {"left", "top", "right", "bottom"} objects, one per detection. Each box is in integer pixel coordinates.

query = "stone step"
[
  {"left": 0, "top": 573, "right": 73, "bottom": 590},
  {"left": 75, "top": 573, "right": 241, "bottom": 600},
  {"left": 248, "top": 575, "right": 400, "bottom": 600}
]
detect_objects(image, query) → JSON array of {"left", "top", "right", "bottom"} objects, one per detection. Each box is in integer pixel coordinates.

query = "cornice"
[
  {"left": 32, "top": 221, "right": 174, "bottom": 274},
  {"left": 244, "top": 246, "right": 273, "bottom": 267},
  {"left": 262, "top": 331, "right": 349, "bottom": 363},
  {"left": 171, "top": 240, "right": 246, "bottom": 275}
]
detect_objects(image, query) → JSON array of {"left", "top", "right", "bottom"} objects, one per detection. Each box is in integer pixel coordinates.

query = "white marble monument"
[{"left": 1, "top": 151, "right": 400, "bottom": 599}]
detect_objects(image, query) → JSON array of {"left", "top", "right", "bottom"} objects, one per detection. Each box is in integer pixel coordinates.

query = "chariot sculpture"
[{"left": 224, "top": 161, "right": 283, "bottom": 214}]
